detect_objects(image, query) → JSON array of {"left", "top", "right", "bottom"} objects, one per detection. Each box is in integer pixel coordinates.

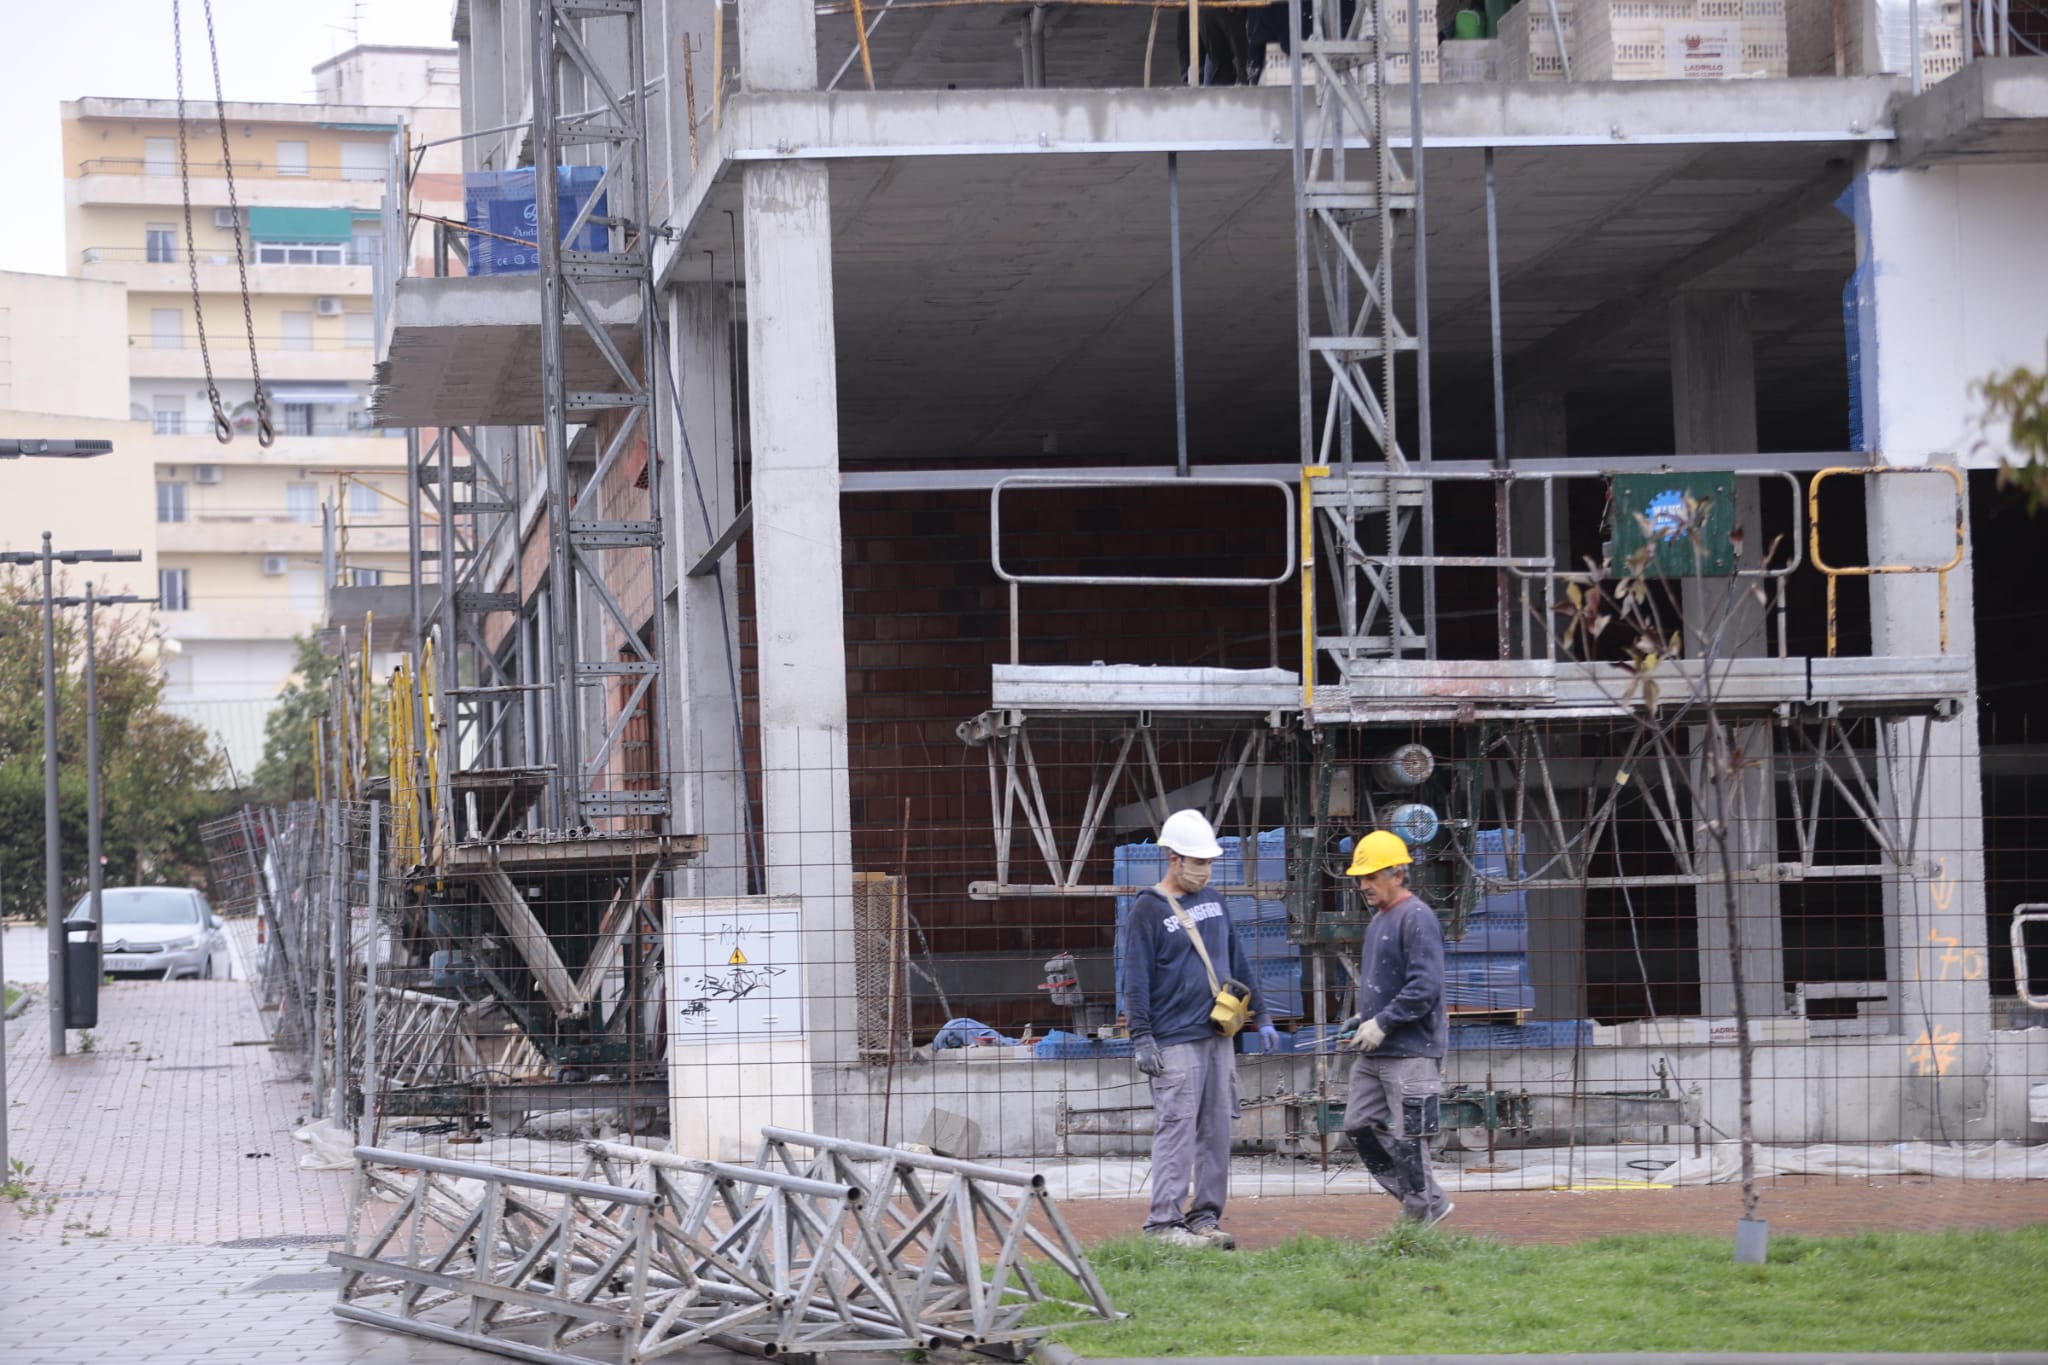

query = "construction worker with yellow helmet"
[
  {"left": 1336, "top": 828, "right": 1453, "bottom": 1226},
  {"left": 1123, "top": 809, "right": 1280, "bottom": 1250}
]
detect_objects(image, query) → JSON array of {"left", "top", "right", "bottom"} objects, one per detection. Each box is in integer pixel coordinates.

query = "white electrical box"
[{"left": 664, "top": 895, "right": 813, "bottom": 1160}]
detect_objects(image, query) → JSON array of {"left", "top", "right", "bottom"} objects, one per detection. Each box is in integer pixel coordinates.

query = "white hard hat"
[{"left": 1158, "top": 809, "right": 1224, "bottom": 859}]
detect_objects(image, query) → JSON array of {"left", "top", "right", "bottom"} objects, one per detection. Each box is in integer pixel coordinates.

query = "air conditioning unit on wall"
[
  {"left": 213, "top": 207, "right": 237, "bottom": 229},
  {"left": 262, "top": 555, "right": 289, "bottom": 577},
  {"left": 193, "top": 464, "right": 222, "bottom": 484},
  {"left": 315, "top": 296, "right": 343, "bottom": 316}
]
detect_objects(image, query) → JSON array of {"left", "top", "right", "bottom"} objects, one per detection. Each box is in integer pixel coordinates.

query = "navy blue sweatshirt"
[
  {"left": 1122, "top": 887, "right": 1263, "bottom": 1047},
  {"left": 1356, "top": 891, "right": 1447, "bottom": 1059}
]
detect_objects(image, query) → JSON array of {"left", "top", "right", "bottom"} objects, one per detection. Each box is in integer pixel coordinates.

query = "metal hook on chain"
[
  {"left": 207, "top": 383, "right": 233, "bottom": 444},
  {"left": 253, "top": 388, "right": 276, "bottom": 448}
]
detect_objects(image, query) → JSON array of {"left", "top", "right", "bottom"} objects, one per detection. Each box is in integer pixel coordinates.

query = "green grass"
[
  {"left": 1037, "top": 1224, "right": 2048, "bottom": 1355},
  {"left": 3, "top": 984, "right": 17, "bottom": 1013}
]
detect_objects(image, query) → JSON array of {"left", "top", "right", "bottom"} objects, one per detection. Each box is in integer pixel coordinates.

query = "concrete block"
[
  {"left": 918, "top": 1108, "right": 983, "bottom": 1160},
  {"left": 1705, "top": 1016, "right": 1811, "bottom": 1043},
  {"left": 1616, "top": 1016, "right": 1709, "bottom": 1046}
]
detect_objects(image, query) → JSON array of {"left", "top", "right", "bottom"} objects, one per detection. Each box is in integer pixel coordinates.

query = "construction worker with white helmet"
[
  {"left": 1123, "top": 808, "right": 1280, "bottom": 1249},
  {"left": 1337, "top": 828, "right": 1453, "bottom": 1226}
]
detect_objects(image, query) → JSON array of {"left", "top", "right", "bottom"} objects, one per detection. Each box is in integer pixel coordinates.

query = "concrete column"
[
  {"left": 738, "top": 0, "right": 817, "bottom": 91},
  {"left": 1670, "top": 290, "right": 1783, "bottom": 1021},
  {"left": 744, "top": 160, "right": 855, "bottom": 1066},
  {"left": 665, "top": 285, "right": 748, "bottom": 899},
  {"left": 1845, "top": 162, "right": 2002, "bottom": 1139},
  {"left": 1867, "top": 475, "right": 1990, "bottom": 1060}
]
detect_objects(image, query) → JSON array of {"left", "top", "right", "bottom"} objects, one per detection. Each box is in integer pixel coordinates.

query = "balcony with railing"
[
  {"left": 155, "top": 510, "right": 414, "bottom": 556},
  {"left": 73, "top": 155, "right": 389, "bottom": 210},
  {"left": 151, "top": 426, "right": 408, "bottom": 465},
  {"left": 80, "top": 244, "right": 375, "bottom": 297},
  {"left": 127, "top": 331, "right": 377, "bottom": 382}
]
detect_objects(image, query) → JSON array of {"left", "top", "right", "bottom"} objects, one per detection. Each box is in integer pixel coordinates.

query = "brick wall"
[{"left": 734, "top": 483, "right": 1300, "bottom": 1030}]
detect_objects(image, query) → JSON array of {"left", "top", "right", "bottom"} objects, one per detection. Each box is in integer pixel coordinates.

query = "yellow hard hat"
[{"left": 1346, "top": 830, "right": 1412, "bottom": 877}]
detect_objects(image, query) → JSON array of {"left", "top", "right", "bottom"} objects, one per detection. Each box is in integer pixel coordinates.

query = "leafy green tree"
[
  {"left": 1980, "top": 351, "right": 2048, "bottom": 514},
  {"left": 0, "top": 572, "right": 224, "bottom": 918},
  {"left": 249, "top": 634, "right": 342, "bottom": 805}
]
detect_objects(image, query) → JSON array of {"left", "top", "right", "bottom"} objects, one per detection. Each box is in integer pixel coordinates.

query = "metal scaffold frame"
[
  {"left": 533, "top": 0, "right": 675, "bottom": 826},
  {"left": 409, "top": 422, "right": 533, "bottom": 819}
]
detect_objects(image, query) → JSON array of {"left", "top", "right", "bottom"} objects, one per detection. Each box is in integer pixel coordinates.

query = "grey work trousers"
[
  {"left": 1145, "top": 1035, "right": 1241, "bottom": 1231},
  {"left": 1343, "top": 1052, "right": 1448, "bottom": 1222}
]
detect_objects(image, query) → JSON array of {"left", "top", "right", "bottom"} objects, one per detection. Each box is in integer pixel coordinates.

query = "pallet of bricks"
[
  {"left": 1574, "top": 0, "right": 1789, "bottom": 79},
  {"left": 1498, "top": 0, "right": 1576, "bottom": 79},
  {"left": 1787, "top": 0, "right": 1963, "bottom": 86},
  {"left": 1443, "top": 829, "right": 1536, "bottom": 1029},
  {"left": 1499, "top": 0, "right": 1793, "bottom": 78},
  {"left": 1361, "top": 0, "right": 1444, "bottom": 84}
]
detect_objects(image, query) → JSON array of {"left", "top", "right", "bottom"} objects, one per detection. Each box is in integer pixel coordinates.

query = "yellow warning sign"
[{"left": 727, "top": 946, "right": 748, "bottom": 966}]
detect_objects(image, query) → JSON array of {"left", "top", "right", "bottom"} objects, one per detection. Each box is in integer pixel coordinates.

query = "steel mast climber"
[
  {"left": 1292, "top": 0, "right": 1427, "bottom": 676},
  {"left": 532, "top": 0, "right": 674, "bottom": 826}
]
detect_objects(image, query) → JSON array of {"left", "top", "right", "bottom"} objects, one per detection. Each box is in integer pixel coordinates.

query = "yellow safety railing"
[
  {"left": 1301, "top": 465, "right": 1327, "bottom": 708},
  {"left": 1807, "top": 464, "right": 1966, "bottom": 658}
]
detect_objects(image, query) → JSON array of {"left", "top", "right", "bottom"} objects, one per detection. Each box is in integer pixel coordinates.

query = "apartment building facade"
[{"left": 56, "top": 46, "right": 461, "bottom": 775}]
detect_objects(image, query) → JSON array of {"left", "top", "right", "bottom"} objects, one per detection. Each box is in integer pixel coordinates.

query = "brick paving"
[
  {"left": 0, "top": 925, "right": 353, "bottom": 1247},
  {"left": 5, "top": 921, "right": 2048, "bottom": 1362},
  {"left": 1054, "top": 1176, "right": 2048, "bottom": 1251}
]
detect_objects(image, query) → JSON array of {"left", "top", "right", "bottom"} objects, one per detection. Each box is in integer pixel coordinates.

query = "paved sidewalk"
[
  {"left": 1, "top": 926, "right": 351, "bottom": 1246},
  {"left": 1, "top": 925, "right": 475, "bottom": 1363}
]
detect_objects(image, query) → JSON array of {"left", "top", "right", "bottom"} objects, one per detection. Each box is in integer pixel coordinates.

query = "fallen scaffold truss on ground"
[{"left": 333, "top": 1128, "right": 1118, "bottom": 1365}]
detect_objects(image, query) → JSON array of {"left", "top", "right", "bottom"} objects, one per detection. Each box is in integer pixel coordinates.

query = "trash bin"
[{"left": 63, "top": 916, "right": 99, "bottom": 1030}]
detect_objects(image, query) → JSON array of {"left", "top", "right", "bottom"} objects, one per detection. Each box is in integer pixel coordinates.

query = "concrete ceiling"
[{"left": 817, "top": 137, "right": 1858, "bottom": 468}]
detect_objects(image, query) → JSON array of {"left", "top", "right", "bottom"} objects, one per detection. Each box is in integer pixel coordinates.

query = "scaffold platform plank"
[{"left": 992, "top": 663, "right": 1300, "bottom": 715}]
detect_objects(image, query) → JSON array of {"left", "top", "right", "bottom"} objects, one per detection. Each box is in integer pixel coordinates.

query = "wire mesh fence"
[{"left": 204, "top": 704, "right": 2048, "bottom": 1190}]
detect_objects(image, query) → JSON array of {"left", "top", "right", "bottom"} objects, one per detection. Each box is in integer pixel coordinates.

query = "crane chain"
[
  {"left": 172, "top": 0, "right": 231, "bottom": 443},
  {"left": 200, "top": 0, "right": 273, "bottom": 446}
]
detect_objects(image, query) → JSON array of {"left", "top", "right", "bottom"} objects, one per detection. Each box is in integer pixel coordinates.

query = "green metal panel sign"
[{"left": 1609, "top": 472, "right": 1737, "bottom": 578}]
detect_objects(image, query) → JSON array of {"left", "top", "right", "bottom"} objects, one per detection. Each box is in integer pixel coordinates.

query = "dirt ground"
[{"left": 1053, "top": 1175, "right": 2048, "bottom": 1249}]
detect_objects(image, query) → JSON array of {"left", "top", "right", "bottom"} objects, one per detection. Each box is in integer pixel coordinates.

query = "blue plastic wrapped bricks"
[
  {"left": 1444, "top": 952, "right": 1535, "bottom": 1012},
  {"left": 1449, "top": 1019, "right": 1591, "bottom": 1050},
  {"left": 1451, "top": 828, "right": 1530, "bottom": 956},
  {"left": 1114, "top": 831, "right": 1300, "bottom": 1019},
  {"left": 1035, "top": 1030, "right": 1135, "bottom": 1061},
  {"left": 464, "top": 167, "right": 610, "bottom": 275}
]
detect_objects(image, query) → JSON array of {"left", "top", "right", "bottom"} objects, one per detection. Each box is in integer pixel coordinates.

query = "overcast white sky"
[{"left": 0, "top": 0, "right": 455, "bottom": 276}]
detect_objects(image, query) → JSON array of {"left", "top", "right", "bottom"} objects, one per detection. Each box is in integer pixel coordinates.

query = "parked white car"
[{"left": 80, "top": 887, "right": 226, "bottom": 981}]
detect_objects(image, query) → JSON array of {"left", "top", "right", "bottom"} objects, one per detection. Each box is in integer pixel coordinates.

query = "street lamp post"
[
  {"left": 1, "top": 535, "right": 143, "bottom": 1058},
  {"left": 54, "top": 586, "right": 159, "bottom": 951}
]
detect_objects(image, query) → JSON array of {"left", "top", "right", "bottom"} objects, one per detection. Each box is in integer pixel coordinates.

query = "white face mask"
[{"left": 1175, "top": 859, "right": 1213, "bottom": 893}]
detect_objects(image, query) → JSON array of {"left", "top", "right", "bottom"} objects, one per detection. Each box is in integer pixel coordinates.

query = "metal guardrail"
[
  {"left": 992, "top": 475, "right": 1295, "bottom": 666},
  {"left": 1808, "top": 464, "right": 1966, "bottom": 658},
  {"left": 2013, "top": 903, "right": 2048, "bottom": 1011}
]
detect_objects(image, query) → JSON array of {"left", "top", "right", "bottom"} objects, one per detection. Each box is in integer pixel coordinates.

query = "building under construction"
[{"left": 231, "top": 0, "right": 2048, "bottom": 1184}]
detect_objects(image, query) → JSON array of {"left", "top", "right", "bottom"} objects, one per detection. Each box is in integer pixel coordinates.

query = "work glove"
[
  {"left": 1353, "top": 1017, "right": 1387, "bottom": 1052},
  {"left": 1334, "top": 1014, "right": 1363, "bottom": 1047},
  {"left": 1134, "top": 1037, "right": 1165, "bottom": 1077},
  {"left": 1257, "top": 1023, "right": 1282, "bottom": 1055}
]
